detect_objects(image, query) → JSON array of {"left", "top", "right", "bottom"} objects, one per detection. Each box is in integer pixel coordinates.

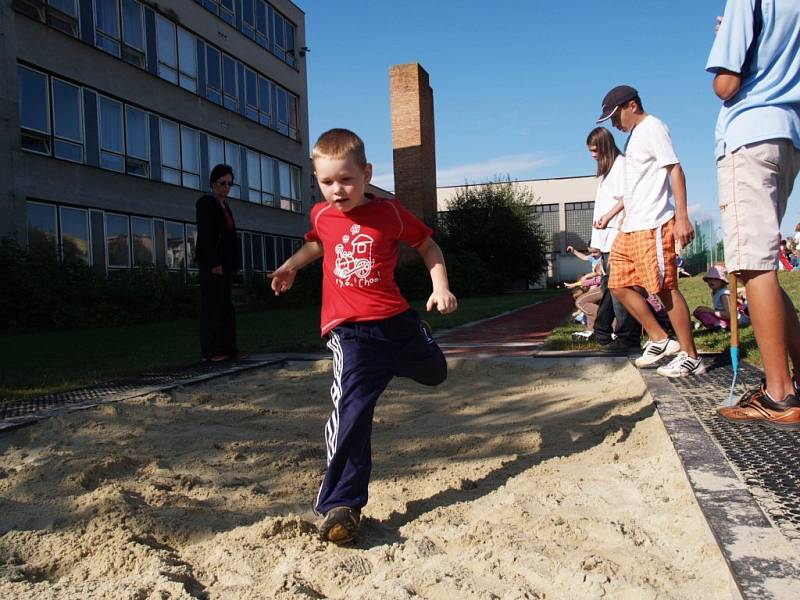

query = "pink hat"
[{"left": 703, "top": 265, "right": 728, "bottom": 283}]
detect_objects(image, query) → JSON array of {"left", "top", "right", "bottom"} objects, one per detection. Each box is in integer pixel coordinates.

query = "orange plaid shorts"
[{"left": 608, "top": 218, "right": 677, "bottom": 294}]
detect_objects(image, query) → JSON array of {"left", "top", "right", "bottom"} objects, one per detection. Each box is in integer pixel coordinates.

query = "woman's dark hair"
[
  {"left": 209, "top": 164, "right": 234, "bottom": 187},
  {"left": 586, "top": 127, "right": 621, "bottom": 178}
]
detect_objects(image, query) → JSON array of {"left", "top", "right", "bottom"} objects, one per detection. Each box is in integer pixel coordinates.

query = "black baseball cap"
[{"left": 596, "top": 85, "right": 638, "bottom": 123}]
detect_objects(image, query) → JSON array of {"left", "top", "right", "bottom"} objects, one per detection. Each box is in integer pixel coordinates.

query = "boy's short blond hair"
[{"left": 312, "top": 128, "right": 368, "bottom": 168}]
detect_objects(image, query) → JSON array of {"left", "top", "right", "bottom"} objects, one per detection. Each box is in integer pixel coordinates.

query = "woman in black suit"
[{"left": 196, "top": 164, "right": 241, "bottom": 361}]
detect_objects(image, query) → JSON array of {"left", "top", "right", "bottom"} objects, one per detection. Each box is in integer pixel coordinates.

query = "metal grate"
[
  {"left": 669, "top": 357, "right": 800, "bottom": 542},
  {"left": 0, "top": 357, "right": 282, "bottom": 428}
]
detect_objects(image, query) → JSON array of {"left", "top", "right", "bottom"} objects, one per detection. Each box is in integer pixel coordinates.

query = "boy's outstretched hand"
[
  {"left": 427, "top": 289, "right": 458, "bottom": 314},
  {"left": 268, "top": 266, "right": 297, "bottom": 296}
]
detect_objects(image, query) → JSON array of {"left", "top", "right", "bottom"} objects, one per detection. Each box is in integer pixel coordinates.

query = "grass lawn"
[
  {"left": 0, "top": 289, "right": 565, "bottom": 402},
  {"left": 542, "top": 271, "right": 800, "bottom": 371}
]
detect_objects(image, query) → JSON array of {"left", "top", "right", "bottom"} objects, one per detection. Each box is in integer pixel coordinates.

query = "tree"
[{"left": 437, "top": 177, "right": 548, "bottom": 291}]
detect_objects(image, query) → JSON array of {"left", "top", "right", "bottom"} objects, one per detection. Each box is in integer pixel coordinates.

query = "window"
[
  {"left": 98, "top": 95, "right": 124, "bottom": 171},
  {"left": 287, "top": 92, "right": 298, "bottom": 140},
  {"left": 177, "top": 29, "right": 197, "bottom": 92},
  {"left": 27, "top": 201, "right": 57, "bottom": 258},
  {"left": 278, "top": 161, "right": 301, "bottom": 212},
  {"left": 159, "top": 118, "right": 181, "bottom": 185},
  {"left": 281, "top": 237, "right": 292, "bottom": 264},
  {"left": 260, "top": 155, "right": 275, "bottom": 206},
  {"left": 180, "top": 126, "right": 200, "bottom": 190},
  {"left": 565, "top": 201, "right": 595, "bottom": 251},
  {"left": 224, "top": 141, "right": 240, "bottom": 199},
  {"left": 275, "top": 86, "right": 299, "bottom": 139},
  {"left": 60, "top": 206, "right": 90, "bottom": 264},
  {"left": 125, "top": 105, "right": 149, "bottom": 177},
  {"left": 264, "top": 234, "right": 276, "bottom": 270},
  {"left": 275, "top": 86, "right": 288, "bottom": 136},
  {"left": 105, "top": 212, "right": 130, "bottom": 268},
  {"left": 219, "top": 0, "right": 234, "bottom": 25},
  {"left": 222, "top": 53, "right": 238, "bottom": 111},
  {"left": 165, "top": 221, "right": 186, "bottom": 269},
  {"left": 207, "top": 135, "right": 225, "bottom": 175},
  {"left": 273, "top": 10, "right": 296, "bottom": 66},
  {"left": 51, "top": 78, "right": 83, "bottom": 163},
  {"left": 121, "top": 0, "right": 145, "bottom": 67},
  {"left": 186, "top": 224, "right": 198, "bottom": 269},
  {"left": 257, "top": 75, "right": 271, "bottom": 127},
  {"left": 205, "top": 46, "right": 222, "bottom": 105},
  {"left": 241, "top": 0, "right": 255, "bottom": 39},
  {"left": 272, "top": 9, "right": 285, "bottom": 62},
  {"left": 18, "top": 66, "right": 51, "bottom": 155},
  {"left": 246, "top": 149, "right": 260, "bottom": 203},
  {"left": 244, "top": 68, "right": 258, "bottom": 122},
  {"left": 131, "top": 216, "right": 154, "bottom": 266},
  {"left": 532, "top": 203, "right": 559, "bottom": 253},
  {"left": 47, "top": 0, "right": 80, "bottom": 37},
  {"left": 156, "top": 15, "right": 178, "bottom": 84},
  {"left": 94, "top": 0, "right": 121, "bottom": 57},
  {"left": 254, "top": 0, "right": 268, "bottom": 48},
  {"left": 251, "top": 234, "right": 264, "bottom": 271}
]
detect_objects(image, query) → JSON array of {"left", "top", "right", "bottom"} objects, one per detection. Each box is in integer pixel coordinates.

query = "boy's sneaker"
[
  {"left": 319, "top": 506, "right": 361, "bottom": 544},
  {"left": 571, "top": 330, "right": 593, "bottom": 340},
  {"left": 717, "top": 382, "right": 800, "bottom": 430},
  {"left": 633, "top": 338, "right": 680, "bottom": 368},
  {"left": 656, "top": 352, "right": 706, "bottom": 378}
]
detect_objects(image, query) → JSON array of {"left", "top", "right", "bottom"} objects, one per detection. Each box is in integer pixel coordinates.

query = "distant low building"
[{"left": 437, "top": 175, "right": 599, "bottom": 283}]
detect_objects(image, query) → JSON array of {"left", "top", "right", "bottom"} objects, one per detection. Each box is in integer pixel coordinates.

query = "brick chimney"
[{"left": 389, "top": 63, "right": 437, "bottom": 229}]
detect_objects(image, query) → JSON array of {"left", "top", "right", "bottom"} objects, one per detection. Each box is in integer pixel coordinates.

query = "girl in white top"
[{"left": 586, "top": 127, "right": 625, "bottom": 251}]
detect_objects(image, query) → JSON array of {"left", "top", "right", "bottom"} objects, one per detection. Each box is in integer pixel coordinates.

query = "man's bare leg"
[{"left": 740, "top": 270, "right": 794, "bottom": 400}]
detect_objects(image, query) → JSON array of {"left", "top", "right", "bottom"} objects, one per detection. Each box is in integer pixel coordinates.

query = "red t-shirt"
[{"left": 305, "top": 195, "right": 432, "bottom": 335}]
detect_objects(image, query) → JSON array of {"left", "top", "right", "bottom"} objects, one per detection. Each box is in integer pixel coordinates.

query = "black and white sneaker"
[
  {"left": 633, "top": 338, "right": 680, "bottom": 368},
  {"left": 656, "top": 351, "right": 706, "bottom": 378}
]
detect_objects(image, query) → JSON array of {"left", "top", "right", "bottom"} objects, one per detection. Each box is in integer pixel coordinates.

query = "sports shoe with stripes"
[
  {"left": 633, "top": 338, "right": 680, "bottom": 368},
  {"left": 656, "top": 351, "right": 706, "bottom": 378}
]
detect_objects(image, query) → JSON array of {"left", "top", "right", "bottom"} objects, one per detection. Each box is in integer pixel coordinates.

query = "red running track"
[{"left": 437, "top": 293, "right": 575, "bottom": 358}]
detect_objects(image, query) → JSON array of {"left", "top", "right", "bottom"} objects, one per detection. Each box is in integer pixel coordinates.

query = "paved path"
[{"left": 437, "top": 292, "right": 574, "bottom": 357}]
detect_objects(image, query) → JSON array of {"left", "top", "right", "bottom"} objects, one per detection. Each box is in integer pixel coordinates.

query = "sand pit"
[{"left": 0, "top": 358, "right": 736, "bottom": 599}]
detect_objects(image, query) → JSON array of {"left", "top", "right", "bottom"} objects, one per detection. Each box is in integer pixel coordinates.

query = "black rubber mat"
[
  {"left": 668, "top": 355, "right": 800, "bottom": 543},
  {"left": 0, "top": 358, "right": 281, "bottom": 425}
]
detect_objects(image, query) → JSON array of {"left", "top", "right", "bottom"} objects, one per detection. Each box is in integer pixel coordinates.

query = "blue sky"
[{"left": 300, "top": 0, "right": 799, "bottom": 238}]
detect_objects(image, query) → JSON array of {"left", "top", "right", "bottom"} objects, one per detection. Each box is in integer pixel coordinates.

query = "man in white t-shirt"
[{"left": 597, "top": 85, "right": 704, "bottom": 377}]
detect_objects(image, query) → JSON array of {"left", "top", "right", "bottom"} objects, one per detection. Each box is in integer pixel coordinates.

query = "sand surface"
[{"left": 0, "top": 358, "right": 735, "bottom": 599}]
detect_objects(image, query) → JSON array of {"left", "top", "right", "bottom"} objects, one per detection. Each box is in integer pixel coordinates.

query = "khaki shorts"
[
  {"left": 717, "top": 139, "right": 800, "bottom": 272},
  {"left": 608, "top": 218, "right": 677, "bottom": 294}
]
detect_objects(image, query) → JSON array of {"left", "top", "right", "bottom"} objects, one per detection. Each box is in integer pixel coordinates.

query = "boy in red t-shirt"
[{"left": 270, "top": 128, "right": 457, "bottom": 544}]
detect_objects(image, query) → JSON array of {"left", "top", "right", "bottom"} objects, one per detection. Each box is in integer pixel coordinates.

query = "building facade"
[
  {"left": 2, "top": 0, "right": 310, "bottom": 276},
  {"left": 437, "top": 176, "right": 600, "bottom": 283}
]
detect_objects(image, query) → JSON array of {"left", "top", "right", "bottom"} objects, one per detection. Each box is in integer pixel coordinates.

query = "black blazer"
[{"left": 195, "top": 194, "right": 238, "bottom": 271}]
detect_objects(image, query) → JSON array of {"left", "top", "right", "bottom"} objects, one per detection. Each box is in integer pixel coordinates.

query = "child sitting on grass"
[{"left": 692, "top": 265, "right": 748, "bottom": 330}]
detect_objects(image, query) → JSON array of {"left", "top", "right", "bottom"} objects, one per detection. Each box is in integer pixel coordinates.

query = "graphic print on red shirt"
[{"left": 304, "top": 196, "right": 432, "bottom": 335}]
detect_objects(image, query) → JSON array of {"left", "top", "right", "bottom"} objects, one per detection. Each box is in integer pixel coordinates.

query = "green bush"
[
  {"left": 0, "top": 238, "right": 199, "bottom": 331},
  {"left": 244, "top": 260, "right": 323, "bottom": 309}
]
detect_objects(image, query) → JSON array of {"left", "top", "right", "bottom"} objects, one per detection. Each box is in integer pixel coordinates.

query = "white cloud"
[
  {"left": 436, "top": 153, "right": 557, "bottom": 187},
  {"left": 370, "top": 153, "right": 558, "bottom": 193}
]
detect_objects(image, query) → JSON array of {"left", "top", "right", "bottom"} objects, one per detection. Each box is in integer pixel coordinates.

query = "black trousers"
[
  {"left": 199, "top": 265, "right": 237, "bottom": 358},
  {"left": 593, "top": 253, "right": 641, "bottom": 347}
]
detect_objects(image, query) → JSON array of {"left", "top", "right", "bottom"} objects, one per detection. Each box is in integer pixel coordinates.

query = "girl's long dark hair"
[{"left": 586, "top": 127, "right": 621, "bottom": 178}]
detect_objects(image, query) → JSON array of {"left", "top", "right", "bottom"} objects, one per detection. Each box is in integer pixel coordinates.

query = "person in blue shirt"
[{"left": 706, "top": 0, "right": 800, "bottom": 427}]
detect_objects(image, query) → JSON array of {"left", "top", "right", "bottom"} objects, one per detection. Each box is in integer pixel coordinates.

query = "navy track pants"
[{"left": 314, "top": 309, "right": 447, "bottom": 515}]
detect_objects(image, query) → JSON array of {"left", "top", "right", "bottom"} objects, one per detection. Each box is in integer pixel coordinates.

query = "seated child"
[{"left": 693, "top": 265, "right": 734, "bottom": 330}]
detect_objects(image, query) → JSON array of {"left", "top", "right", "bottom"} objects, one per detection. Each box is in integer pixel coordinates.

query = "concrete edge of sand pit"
[{"left": 641, "top": 369, "right": 800, "bottom": 600}]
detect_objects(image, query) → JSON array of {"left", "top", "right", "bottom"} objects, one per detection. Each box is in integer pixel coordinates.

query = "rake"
[{"left": 725, "top": 272, "right": 739, "bottom": 407}]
